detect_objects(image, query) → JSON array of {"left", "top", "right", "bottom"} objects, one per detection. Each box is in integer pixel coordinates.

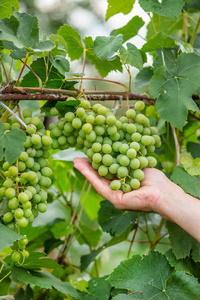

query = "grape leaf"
[
  {"left": 56, "top": 25, "right": 84, "bottom": 61},
  {"left": 186, "top": 142, "right": 200, "bottom": 159},
  {"left": 170, "top": 166, "right": 200, "bottom": 198},
  {"left": 166, "top": 222, "right": 200, "bottom": 262},
  {"left": 106, "top": 0, "right": 135, "bottom": 20},
  {"left": 112, "top": 16, "right": 144, "bottom": 43},
  {"left": 98, "top": 200, "right": 137, "bottom": 236},
  {"left": 142, "top": 32, "right": 176, "bottom": 52},
  {"left": 153, "top": 48, "right": 177, "bottom": 71},
  {"left": 55, "top": 100, "right": 81, "bottom": 116},
  {"left": 146, "top": 14, "right": 183, "bottom": 40},
  {"left": 50, "top": 54, "right": 70, "bottom": 75},
  {"left": 51, "top": 221, "right": 74, "bottom": 239},
  {"left": 120, "top": 44, "right": 144, "bottom": 70},
  {"left": 93, "top": 34, "right": 123, "bottom": 60},
  {"left": 75, "top": 224, "right": 102, "bottom": 247},
  {"left": 0, "top": 121, "right": 26, "bottom": 164},
  {"left": 84, "top": 36, "right": 123, "bottom": 77},
  {"left": 181, "top": 157, "right": 200, "bottom": 176},
  {"left": 135, "top": 67, "right": 154, "bottom": 88},
  {"left": 139, "top": 0, "right": 187, "bottom": 18},
  {"left": 0, "top": 0, "right": 19, "bottom": 19},
  {"left": 20, "top": 58, "right": 66, "bottom": 89},
  {"left": 0, "top": 12, "right": 54, "bottom": 54},
  {"left": 11, "top": 267, "right": 79, "bottom": 298},
  {"left": 184, "top": 0, "right": 200, "bottom": 11},
  {"left": 108, "top": 251, "right": 200, "bottom": 299},
  {"left": 86, "top": 277, "right": 111, "bottom": 300},
  {"left": 0, "top": 223, "right": 23, "bottom": 252},
  {"left": 113, "top": 294, "right": 144, "bottom": 299},
  {"left": 150, "top": 53, "right": 200, "bottom": 129},
  {"left": 15, "top": 285, "right": 33, "bottom": 300}
]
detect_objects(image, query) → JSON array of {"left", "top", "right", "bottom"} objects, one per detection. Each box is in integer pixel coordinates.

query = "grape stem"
[{"left": 0, "top": 101, "right": 27, "bottom": 128}]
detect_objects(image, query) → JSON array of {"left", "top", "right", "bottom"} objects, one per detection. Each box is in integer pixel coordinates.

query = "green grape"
[
  {"left": 98, "top": 165, "right": 108, "bottom": 176},
  {"left": 50, "top": 107, "right": 59, "bottom": 116},
  {"left": 3, "top": 178, "right": 14, "bottom": 189},
  {"left": 76, "top": 107, "right": 85, "bottom": 119},
  {"left": 95, "top": 126, "right": 105, "bottom": 136},
  {"left": 106, "top": 115, "right": 116, "bottom": 126},
  {"left": 109, "top": 163, "right": 120, "bottom": 174},
  {"left": 111, "top": 132, "right": 121, "bottom": 142},
  {"left": 96, "top": 136, "right": 103, "bottom": 144},
  {"left": 8, "top": 166, "right": 18, "bottom": 176},
  {"left": 110, "top": 180, "right": 121, "bottom": 191},
  {"left": 97, "top": 105, "right": 107, "bottom": 115},
  {"left": 141, "top": 135, "right": 152, "bottom": 146},
  {"left": 31, "top": 116, "right": 40, "bottom": 127},
  {"left": 92, "top": 161, "right": 101, "bottom": 170},
  {"left": 143, "top": 127, "right": 151, "bottom": 135},
  {"left": 84, "top": 140, "right": 92, "bottom": 148},
  {"left": 15, "top": 208, "right": 24, "bottom": 219},
  {"left": 135, "top": 100, "right": 145, "bottom": 111},
  {"left": 5, "top": 188, "right": 16, "bottom": 199},
  {"left": 11, "top": 123, "right": 21, "bottom": 129},
  {"left": 20, "top": 237, "right": 29, "bottom": 246},
  {"left": 3, "top": 123, "right": 11, "bottom": 130},
  {"left": 135, "top": 123, "right": 143, "bottom": 133},
  {"left": 147, "top": 145, "right": 155, "bottom": 153},
  {"left": 102, "top": 154, "right": 113, "bottom": 167},
  {"left": 133, "top": 169, "right": 144, "bottom": 181},
  {"left": 23, "top": 136, "right": 32, "bottom": 148},
  {"left": 82, "top": 123, "right": 93, "bottom": 134},
  {"left": 125, "top": 133, "right": 131, "bottom": 142},
  {"left": 32, "top": 162, "right": 41, "bottom": 172},
  {"left": 37, "top": 157, "right": 47, "bottom": 168},
  {"left": 126, "top": 109, "right": 136, "bottom": 119},
  {"left": 117, "top": 166, "right": 128, "bottom": 178},
  {"left": 39, "top": 190, "right": 48, "bottom": 202},
  {"left": 140, "top": 148, "right": 147, "bottom": 156},
  {"left": 81, "top": 100, "right": 90, "bottom": 109},
  {"left": 3, "top": 212, "right": 14, "bottom": 223},
  {"left": 92, "top": 142, "right": 102, "bottom": 153},
  {"left": 102, "top": 144, "right": 112, "bottom": 154},
  {"left": 107, "top": 125, "right": 117, "bottom": 136},
  {"left": 42, "top": 150, "right": 50, "bottom": 159},
  {"left": 72, "top": 117, "right": 82, "bottom": 129},
  {"left": 86, "top": 131, "right": 96, "bottom": 143},
  {"left": 126, "top": 124, "right": 136, "bottom": 134},
  {"left": 127, "top": 148, "right": 137, "bottom": 159},
  {"left": 57, "top": 119, "right": 65, "bottom": 130},
  {"left": 119, "top": 116, "right": 129, "bottom": 123},
  {"left": 79, "top": 129, "right": 86, "bottom": 139},
  {"left": 35, "top": 149, "right": 44, "bottom": 157},
  {"left": 32, "top": 194, "right": 41, "bottom": 203},
  {"left": 17, "top": 217, "right": 28, "bottom": 228},
  {"left": 18, "top": 192, "right": 29, "bottom": 203},
  {"left": 31, "top": 134, "right": 41, "bottom": 145},
  {"left": 22, "top": 201, "right": 32, "bottom": 209},
  {"left": 131, "top": 132, "right": 141, "bottom": 142},
  {"left": 23, "top": 209, "right": 33, "bottom": 218},
  {"left": 95, "top": 115, "right": 106, "bottom": 125},
  {"left": 119, "top": 144, "right": 129, "bottom": 154},
  {"left": 27, "top": 148, "right": 36, "bottom": 157},
  {"left": 77, "top": 136, "right": 84, "bottom": 145},
  {"left": 150, "top": 126, "right": 158, "bottom": 135},
  {"left": 130, "top": 178, "right": 140, "bottom": 189},
  {"left": 119, "top": 155, "right": 130, "bottom": 167},
  {"left": 51, "top": 127, "right": 62, "bottom": 138},
  {"left": 137, "top": 156, "right": 148, "bottom": 169},
  {"left": 64, "top": 112, "right": 74, "bottom": 122},
  {"left": 27, "top": 186, "right": 37, "bottom": 196},
  {"left": 3, "top": 161, "right": 10, "bottom": 170},
  {"left": 86, "top": 115, "right": 95, "bottom": 124},
  {"left": 92, "top": 103, "right": 101, "bottom": 113},
  {"left": 122, "top": 184, "right": 131, "bottom": 193},
  {"left": 8, "top": 197, "right": 19, "bottom": 209},
  {"left": 92, "top": 153, "right": 102, "bottom": 163},
  {"left": 26, "top": 124, "right": 36, "bottom": 135},
  {"left": 25, "top": 158, "right": 34, "bottom": 168},
  {"left": 115, "top": 120, "right": 123, "bottom": 130},
  {"left": 22, "top": 249, "right": 30, "bottom": 259},
  {"left": 22, "top": 108, "right": 33, "bottom": 119},
  {"left": 130, "top": 158, "right": 140, "bottom": 169},
  {"left": 103, "top": 137, "right": 112, "bottom": 145},
  {"left": 42, "top": 135, "right": 52, "bottom": 146},
  {"left": 112, "top": 142, "right": 122, "bottom": 152},
  {"left": 37, "top": 203, "right": 47, "bottom": 213},
  {"left": 12, "top": 251, "right": 21, "bottom": 263},
  {"left": 63, "top": 123, "right": 73, "bottom": 133},
  {"left": 18, "top": 162, "right": 26, "bottom": 172},
  {"left": 147, "top": 156, "right": 157, "bottom": 167},
  {"left": 135, "top": 114, "right": 147, "bottom": 124},
  {"left": 41, "top": 167, "right": 52, "bottom": 177},
  {"left": 104, "top": 172, "right": 114, "bottom": 180},
  {"left": 58, "top": 135, "right": 67, "bottom": 145}
]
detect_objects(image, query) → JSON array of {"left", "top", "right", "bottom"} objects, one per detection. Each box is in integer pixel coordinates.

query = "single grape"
[
  {"left": 131, "top": 132, "right": 141, "bottom": 142},
  {"left": 39, "top": 190, "right": 48, "bottom": 202},
  {"left": 8, "top": 197, "right": 19, "bottom": 209},
  {"left": 137, "top": 156, "right": 148, "bottom": 169},
  {"left": 92, "top": 161, "right": 101, "bottom": 170},
  {"left": 133, "top": 169, "right": 144, "bottom": 181},
  {"left": 5, "top": 188, "right": 16, "bottom": 199},
  {"left": 15, "top": 208, "right": 24, "bottom": 219},
  {"left": 41, "top": 167, "right": 52, "bottom": 177},
  {"left": 141, "top": 135, "right": 152, "bottom": 146},
  {"left": 3, "top": 178, "right": 14, "bottom": 189},
  {"left": 86, "top": 115, "right": 95, "bottom": 124},
  {"left": 42, "top": 135, "right": 53, "bottom": 146},
  {"left": 26, "top": 124, "right": 36, "bottom": 135},
  {"left": 119, "top": 155, "right": 130, "bottom": 167},
  {"left": 97, "top": 105, "right": 107, "bottom": 115},
  {"left": 24, "top": 209, "right": 33, "bottom": 218},
  {"left": 72, "top": 118, "right": 82, "bottom": 129},
  {"left": 130, "top": 158, "right": 140, "bottom": 169},
  {"left": 3, "top": 212, "right": 14, "bottom": 223},
  {"left": 102, "top": 154, "right": 113, "bottom": 167},
  {"left": 130, "top": 178, "right": 140, "bottom": 189},
  {"left": 126, "top": 109, "right": 136, "bottom": 119},
  {"left": 107, "top": 125, "right": 117, "bottom": 136},
  {"left": 18, "top": 192, "right": 29, "bottom": 203},
  {"left": 127, "top": 148, "right": 137, "bottom": 159},
  {"left": 17, "top": 217, "right": 28, "bottom": 228},
  {"left": 147, "top": 156, "right": 157, "bottom": 167},
  {"left": 122, "top": 184, "right": 131, "bottom": 193},
  {"left": 109, "top": 163, "right": 120, "bottom": 174},
  {"left": 3, "top": 161, "right": 10, "bottom": 170},
  {"left": 102, "top": 144, "right": 112, "bottom": 154},
  {"left": 37, "top": 203, "right": 47, "bottom": 213},
  {"left": 98, "top": 165, "right": 108, "bottom": 176},
  {"left": 95, "top": 126, "right": 105, "bottom": 136},
  {"left": 92, "top": 142, "right": 102, "bottom": 153},
  {"left": 8, "top": 166, "right": 18, "bottom": 176},
  {"left": 119, "top": 144, "right": 129, "bottom": 154},
  {"left": 135, "top": 101, "right": 145, "bottom": 111},
  {"left": 82, "top": 123, "right": 93, "bottom": 134},
  {"left": 81, "top": 100, "right": 90, "bottom": 109},
  {"left": 92, "top": 153, "right": 102, "bottom": 163},
  {"left": 117, "top": 166, "right": 128, "bottom": 178},
  {"left": 12, "top": 251, "right": 21, "bottom": 263},
  {"left": 106, "top": 115, "right": 116, "bottom": 126},
  {"left": 110, "top": 180, "right": 121, "bottom": 191},
  {"left": 22, "top": 108, "right": 32, "bottom": 118},
  {"left": 126, "top": 124, "right": 136, "bottom": 134},
  {"left": 95, "top": 115, "right": 106, "bottom": 125}
]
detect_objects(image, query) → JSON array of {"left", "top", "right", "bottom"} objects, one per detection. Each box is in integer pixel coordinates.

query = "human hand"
[{"left": 73, "top": 157, "right": 185, "bottom": 221}]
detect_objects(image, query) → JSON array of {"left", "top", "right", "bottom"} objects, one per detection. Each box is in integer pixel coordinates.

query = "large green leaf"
[
  {"left": 12, "top": 266, "right": 79, "bottom": 298},
  {"left": 0, "top": 0, "right": 19, "bottom": 19},
  {"left": 106, "top": 0, "right": 135, "bottom": 20},
  {"left": 0, "top": 121, "right": 26, "bottom": 164},
  {"left": 0, "top": 223, "right": 23, "bottom": 252},
  {"left": 146, "top": 14, "right": 183, "bottom": 40},
  {"left": 51, "top": 221, "right": 74, "bottom": 239},
  {"left": 166, "top": 222, "right": 200, "bottom": 262},
  {"left": 112, "top": 16, "right": 144, "bottom": 43},
  {"left": 84, "top": 36, "right": 122, "bottom": 77},
  {"left": 150, "top": 53, "right": 200, "bottom": 129},
  {"left": 50, "top": 54, "right": 70, "bottom": 75},
  {"left": 108, "top": 251, "right": 200, "bottom": 299},
  {"left": 187, "top": 142, "right": 200, "bottom": 159},
  {"left": 93, "top": 34, "right": 123, "bottom": 60},
  {"left": 76, "top": 224, "right": 102, "bottom": 247},
  {"left": 139, "top": 0, "right": 187, "bottom": 18},
  {"left": 135, "top": 66, "right": 154, "bottom": 88},
  {"left": 0, "top": 12, "right": 54, "bottom": 55},
  {"left": 142, "top": 32, "right": 176, "bottom": 52},
  {"left": 86, "top": 277, "right": 111, "bottom": 300},
  {"left": 181, "top": 157, "right": 200, "bottom": 176},
  {"left": 56, "top": 24, "right": 84, "bottom": 61},
  {"left": 20, "top": 58, "right": 66, "bottom": 89},
  {"left": 98, "top": 200, "right": 137, "bottom": 236},
  {"left": 170, "top": 166, "right": 200, "bottom": 198},
  {"left": 120, "top": 43, "right": 144, "bottom": 70}
]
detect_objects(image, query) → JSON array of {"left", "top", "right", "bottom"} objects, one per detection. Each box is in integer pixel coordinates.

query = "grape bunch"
[
  {"left": 49, "top": 98, "right": 161, "bottom": 192},
  {"left": 0, "top": 108, "right": 53, "bottom": 232}
]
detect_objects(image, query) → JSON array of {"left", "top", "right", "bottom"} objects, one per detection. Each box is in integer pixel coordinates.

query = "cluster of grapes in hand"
[{"left": 49, "top": 98, "right": 161, "bottom": 192}]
